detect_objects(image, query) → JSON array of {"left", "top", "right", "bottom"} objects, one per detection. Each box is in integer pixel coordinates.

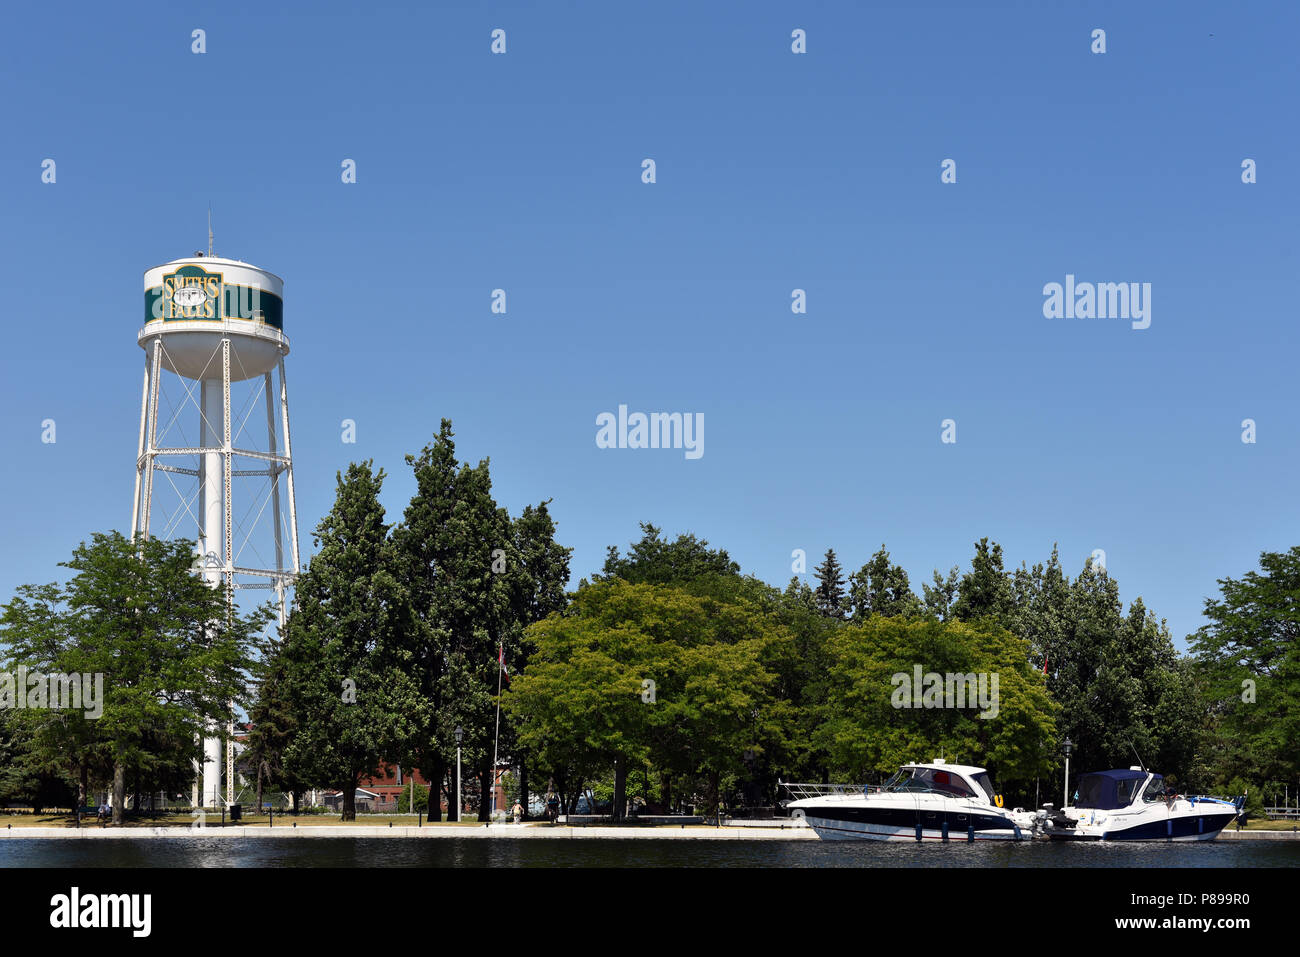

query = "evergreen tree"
[
  {"left": 952, "top": 538, "right": 1014, "bottom": 627},
  {"left": 0, "top": 709, "right": 56, "bottom": 809},
  {"left": 922, "top": 566, "right": 960, "bottom": 621},
  {"left": 495, "top": 500, "right": 572, "bottom": 815},
  {"left": 782, "top": 576, "right": 817, "bottom": 615},
  {"left": 391, "top": 420, "right": 461, "bottom": 818},
  {"left": 511, "top": 502, "right": 572, "bottom": 625},
  {"left": 280, "top": 462, "right": 422, "bottom": 821},
  {"left": 1121, "top": 599, "right": 1200, "bottom": 780},
  {"left": 393, "top": 420, "right": 570, "bottom": 820},
  {"left": 243, "top": 641, "right": 304, "bottom": 814},
  {"left": 848, "top": 545, "right": 922, "bottom": 620},
  {"left": 1009, "top": 545, "right": 1071, "bottom": 675},
  {"left": 813, "top": 549, "right": 847, "bottom": 620},
  {"left": 1050, "top": 558, "right": 1137, "bottom": 774}
]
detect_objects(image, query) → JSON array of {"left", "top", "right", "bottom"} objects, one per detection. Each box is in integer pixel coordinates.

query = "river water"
[{"left": 2, "top": 837, "right": 1298, "bottom": 867}]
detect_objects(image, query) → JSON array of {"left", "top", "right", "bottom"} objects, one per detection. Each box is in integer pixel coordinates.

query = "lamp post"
[
  {"left": 454, "top": 726, "right": 463, "bottom": 824},
  {"left": 1063, "top": 738, "right": 1074, "bottom": 807}
]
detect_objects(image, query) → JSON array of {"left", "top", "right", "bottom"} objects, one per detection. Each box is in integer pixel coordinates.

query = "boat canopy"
[{"left": 1074, "top": 769, "right": 1148, "bottom": 810}]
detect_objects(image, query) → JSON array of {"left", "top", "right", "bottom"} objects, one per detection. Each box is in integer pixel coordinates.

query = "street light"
[
  {"left": 1063, "top": 738, "right": 1074, "bottom": 808},
  {"left": 454, "top": 726, "right": 463, "bottom": 824}
]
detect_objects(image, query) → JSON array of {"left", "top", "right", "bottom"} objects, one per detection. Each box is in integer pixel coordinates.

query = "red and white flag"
[{"left": 498, "top": 644, "right": 510, "bottom": 685}]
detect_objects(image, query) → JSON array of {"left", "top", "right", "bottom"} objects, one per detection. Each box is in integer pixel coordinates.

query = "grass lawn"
[{"left": 1237, "top": 818, "right": 1300, "bottom": 831}]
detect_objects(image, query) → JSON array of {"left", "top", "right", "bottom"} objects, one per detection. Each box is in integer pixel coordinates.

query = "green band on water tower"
[{"left": 143, "top": 263, "right": 283, "bottom": 329}]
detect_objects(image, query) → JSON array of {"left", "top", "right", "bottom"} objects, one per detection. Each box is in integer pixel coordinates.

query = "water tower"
[{"left": 131, "top": 252, "right": 300, "bottom": 809}]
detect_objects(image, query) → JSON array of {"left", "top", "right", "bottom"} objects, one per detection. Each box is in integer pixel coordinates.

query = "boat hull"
[
  {"left": 1041, "top": 810, "right": 1238, "bottom": 842},
  {"left": 802, "top": 807, "right": 1030, "bottom": 842}
]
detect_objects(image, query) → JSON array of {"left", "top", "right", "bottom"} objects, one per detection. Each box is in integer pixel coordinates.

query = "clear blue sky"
[{"left": 2, "top": 1, "right": 1296, "bottom": 645}]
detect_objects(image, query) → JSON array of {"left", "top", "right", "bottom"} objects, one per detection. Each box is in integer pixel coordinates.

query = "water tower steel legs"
[
  {"left": 199, "top": 363, "right": 226, "bottom": 808},
  {"left": 278, "top": 357, "right": 301, "bottom": 585},
  {"left": 222, "top": 340, "right": 234, "bottom": 810},
  {"left": 130, "top": 362, "right": 150, "bottom": 542},
  {"left": 265, "top": 370, "right": 289, "bottom": 633},
  {"left": 135, "top": 338, "right": 163, "bottom": 542},
  {"left": 133, "top": 332, "right": 298, "bottom": 811}
]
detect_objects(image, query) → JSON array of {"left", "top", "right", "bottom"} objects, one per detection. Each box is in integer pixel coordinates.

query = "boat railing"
[{"left": 778, "top": 780, "right": 877, "bottom": 801}]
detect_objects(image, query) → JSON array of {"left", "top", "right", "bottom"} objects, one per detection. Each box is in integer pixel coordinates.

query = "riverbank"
[
  {"left": 3, "top": 822, "right": 1295, "bottom": 840},
  {"left": 0, "top": 822, "right": 816, "bottom": 840},
  {"left": 1215, "top": 828, "right": 1300, "bottom": 840}
]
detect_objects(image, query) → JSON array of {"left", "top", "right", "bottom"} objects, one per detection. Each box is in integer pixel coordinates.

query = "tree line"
[{"left": 2, "top": 421, "right": 1296, "bottom": 820}]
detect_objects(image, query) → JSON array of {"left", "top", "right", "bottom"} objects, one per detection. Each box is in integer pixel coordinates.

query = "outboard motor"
[{"left": 1033, "top": 803, "right": 1076, "bottom": 835}]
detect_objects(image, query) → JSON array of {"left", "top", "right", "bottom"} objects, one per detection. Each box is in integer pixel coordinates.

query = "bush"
[
  {"left": 1223, "top": 779, "right": 1266, "bottom": 819},
  {"left": 396, "top": 784, "right": 429, "bottom": 814}
]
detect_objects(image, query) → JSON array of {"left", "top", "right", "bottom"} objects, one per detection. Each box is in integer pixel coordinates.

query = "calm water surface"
[{"left": 2, "top": 838, "right": 1298, "bottom": 867}]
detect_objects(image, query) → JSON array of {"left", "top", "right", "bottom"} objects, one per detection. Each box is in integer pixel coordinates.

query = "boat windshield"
[
  {"left": 1141, "top": 776, "right": 1167, "bottom": 803},
  {"left": 881, "top": 770, "right": 915, "bottom": 791},
  {"left": 882, "top": 767, "right": 978, "bottom": 798},
  {"left": 971, "top": 771, "right": 996, "bottom": 803}
]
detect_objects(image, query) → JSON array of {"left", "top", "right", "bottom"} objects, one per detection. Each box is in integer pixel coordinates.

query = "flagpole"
[{"left": 491, "top": 644, "right": 504, "bottom": 816}]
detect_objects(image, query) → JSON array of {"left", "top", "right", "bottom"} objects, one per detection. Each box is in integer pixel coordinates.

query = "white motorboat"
[
  {"left": 1033, "top": 768, "right": 1242, "bottom": 841},
  {"left": 784, "top": 760, "right": 1033, "bottom": 842}
]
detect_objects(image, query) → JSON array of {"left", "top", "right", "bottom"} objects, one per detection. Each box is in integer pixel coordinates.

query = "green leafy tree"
[
  {"left": 1190, "top": 546, "right": 1300, "bottom": 795},
  {"left": 506, "top": 580, "right": 785, "bottom": 819},
  {"left": 814, "top": 616, "right": 1056, "bottom": 797},
  {"left": 595, "top": 525, "right": 816, "bottom": 802},
  {"left": 0, "top": 532, "right": 268, "bottom": 824},
  {"left": 396, "top": 783, "right": 429, "bottom": 813},
  {"left": 0, "top": 582, "right": 100, "bottom": 813}
]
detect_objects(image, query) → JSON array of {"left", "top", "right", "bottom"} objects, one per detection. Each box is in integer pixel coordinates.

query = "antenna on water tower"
[{"left": 207, "top": 206, "right": 214, "bottom": 258}]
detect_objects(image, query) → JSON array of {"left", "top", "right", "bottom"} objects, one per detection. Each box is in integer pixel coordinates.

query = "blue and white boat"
[{"left": 1034, "top": 768, "right": 1242, "bottom": 841}]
